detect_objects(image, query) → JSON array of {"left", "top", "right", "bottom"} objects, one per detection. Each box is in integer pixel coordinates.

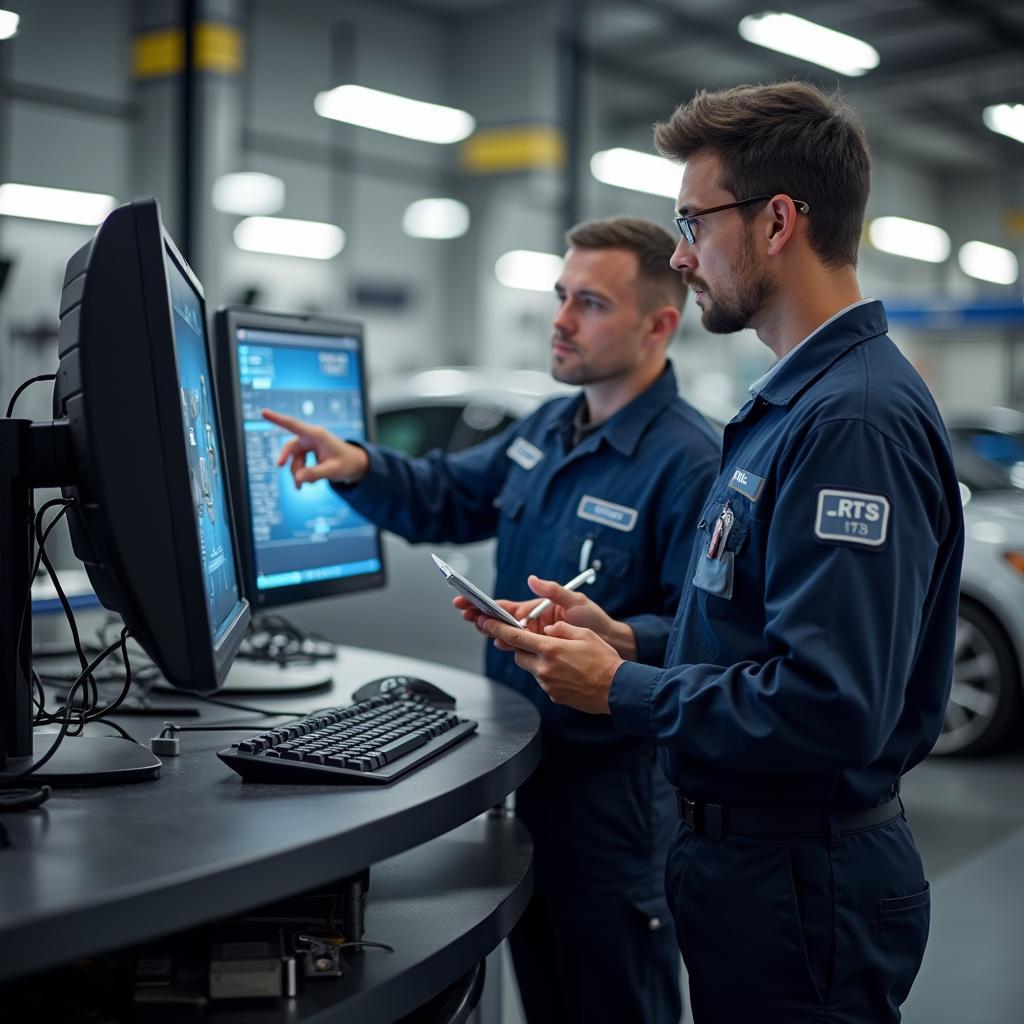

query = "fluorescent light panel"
[
  {"left": 983, "top": 104, "right": 1024, "bottom": 145},
  {"left": 314, "top": 84, "right": 475, "bottom": 144},
  {"left": 738, "top": 12, "right": 879, "bottom": 76},
  {"left": 958, "top": 241, "right": 1019, "bottom": 285},
  {"left": 212, "top": 172, "right": 285, "bottom": 215},
  {"left": 868, "top": 217, "right": 950, "bottom": 263},
  {"left": 590, "top": 148, "right": 682, "bottom": 198},
  {"left": 402, "top": 198, "right": 470, "bottom": 239},
  {"left": 0, "top": 183, "right": 117, "bottom": 225},
  {"left": 234, "top": 216, "right": 345, "bottom": 260},
  {"left": 494, "top": 250, "right": 563, "bottom": 292},
  {"left": 0, "top": 9, "right": 18, "bottom": 39}
]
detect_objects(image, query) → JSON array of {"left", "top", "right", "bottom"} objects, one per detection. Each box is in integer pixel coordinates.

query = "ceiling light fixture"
[
  {"left": 983, "top": 104, "right": 1024, "bottom": 145},
  {"left": 494, "top": 250, "right": 563, "bottom": 292},
  {"left": 212, "top": 172, "right": 285, "bottom": 216},
  {"left": 0, "top": 183, "right": 117, "bottom": 225},
  {"left": 738, "top": 12, "right": 880, "bottom": 76},
  {"left": 402, "top": 198, "right": 470, "bottom": 239},
  {"left": 868, "top": 216, "right": 950, "bottom": 263},
  {"left": 234, "top": 216, "right": 345, "bottom": 260},
  {"left": 958, "top": 241, "right": 1019, "bottom": 285},
  {"left": 0, "top": 9, "right": 19, "bottom": 40},
  {"left": 314, "top": 84, "right": 475, "bottom": 144},
  {"left": 590, "top": 148, "right": 682, "bottom": 198}
]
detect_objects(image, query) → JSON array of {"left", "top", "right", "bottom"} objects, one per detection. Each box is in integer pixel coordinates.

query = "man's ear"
[
  {"left": 765, "top": 196, "right": 800, "bottom": 254},
  {"left": 646, "top": 305, "right": 681, "bottom": 346}
]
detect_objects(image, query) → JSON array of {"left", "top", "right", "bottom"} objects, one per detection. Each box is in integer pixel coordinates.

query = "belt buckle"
[{"left": 677, "top": 793, "right": 725, "bottom": 839}]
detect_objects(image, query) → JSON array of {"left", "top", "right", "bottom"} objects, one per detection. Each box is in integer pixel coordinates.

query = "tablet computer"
[{"left": 431, "top": 553, "right": 524, "bottom": 629}]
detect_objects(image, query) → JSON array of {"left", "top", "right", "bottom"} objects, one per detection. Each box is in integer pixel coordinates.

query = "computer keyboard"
[{"left": 217, "top": 693, "right": 478, "bottom": 784}]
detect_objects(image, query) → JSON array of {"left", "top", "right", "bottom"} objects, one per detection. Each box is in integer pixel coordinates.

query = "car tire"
[{"left": 932, "top": 599, "right": 1022, "bottom": 756}]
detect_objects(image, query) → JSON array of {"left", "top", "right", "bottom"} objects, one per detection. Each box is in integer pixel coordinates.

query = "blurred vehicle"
[
  {"left": 946, "top": 407, "right": 1024, "bottom": 492},
  {"left": 937, "top": 412, "right": 1024, "bottom": 755},
  {"left": 306, "top": 372, "right": 1024, "bottom": 756}
]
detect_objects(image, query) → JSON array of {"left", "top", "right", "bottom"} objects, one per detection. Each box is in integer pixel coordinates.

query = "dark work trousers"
[
  {"left": 510, "top": 739, "right": 684, "bottom": 1024},
  {"left": 666, "top": 813, "right": 930, "bottom": 1023}
]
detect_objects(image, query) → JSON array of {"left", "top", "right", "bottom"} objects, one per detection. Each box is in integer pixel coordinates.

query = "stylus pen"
[{"left": 519, "top": 567, "right": 598, "bottom": 626}]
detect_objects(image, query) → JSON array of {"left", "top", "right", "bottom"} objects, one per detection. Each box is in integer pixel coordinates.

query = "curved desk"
[{"left": 1, "top": 645, "right": 541, "bottom": 1021}]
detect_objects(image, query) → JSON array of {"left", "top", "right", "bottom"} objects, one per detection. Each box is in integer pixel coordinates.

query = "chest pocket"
[
  {"left": 559, "top": 530, "right": 633, "bottom": 579},
  {"left": 692, "top": 500, "right": 749, "bottom": 602},
  {"left": 494, "top": 489, "right": 526, "bottom": 521}
]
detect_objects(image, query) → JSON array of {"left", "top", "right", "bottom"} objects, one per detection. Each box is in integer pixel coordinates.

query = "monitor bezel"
[{"left": 213, "top": 305, "right": 387, "bottom": 611}]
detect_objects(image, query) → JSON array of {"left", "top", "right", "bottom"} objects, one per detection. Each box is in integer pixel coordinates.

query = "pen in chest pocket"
[{"left": 706, "top": 502, "right": 734, "bottom": 560}]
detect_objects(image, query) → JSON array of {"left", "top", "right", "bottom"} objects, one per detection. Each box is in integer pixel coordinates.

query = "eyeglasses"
[{"left": 674, "top": 194, "right": 810, "bottom": 245}]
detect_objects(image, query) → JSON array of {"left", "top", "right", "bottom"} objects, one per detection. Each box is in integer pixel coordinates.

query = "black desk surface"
[{"left": 0, "top": 645, "right": 541, "bottom": 982}]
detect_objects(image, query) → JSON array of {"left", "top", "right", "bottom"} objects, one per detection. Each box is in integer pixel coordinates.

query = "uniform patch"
[
  {"left": 814, "top": 489, "right": 890, "bottom": 547},
  {"left": 727, "top": 467, "right": 765, "bottom": 502},
  {"left": 576, "top": 495, "right": 638, "bottom": 532},
  {"left": 506, "top": 437, "right": 544, "bottom": 470}
]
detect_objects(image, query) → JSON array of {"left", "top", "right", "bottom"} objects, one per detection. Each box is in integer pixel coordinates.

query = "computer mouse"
[{"left": 351, "top": 675, "right": 457, "bottom": 708}]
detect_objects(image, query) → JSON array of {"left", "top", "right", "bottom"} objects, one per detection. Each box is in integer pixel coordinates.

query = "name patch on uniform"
[
  {"left": 814, "top": 489, "right": 890, "bottom": 547},
  {"left": 576, "top": 495, "right": 638, "bottom": 533},
  {"left": 506, "top": 437, "right": 544, "bottom": 470},
  {"left": 727, "top": 467, "right": 765, "bottom": 502}
]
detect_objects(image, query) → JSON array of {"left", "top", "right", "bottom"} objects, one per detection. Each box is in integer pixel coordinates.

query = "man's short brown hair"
[
  {"left": 566, "top": 216, "right": 687, "bottom": 312},
  {"left": 654, "top": 82, "right": 870, "bottom": 268}
]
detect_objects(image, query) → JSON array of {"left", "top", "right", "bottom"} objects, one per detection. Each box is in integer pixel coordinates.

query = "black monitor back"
[{"left": 53, "top": 199, "right": 249, "bottom": 692}]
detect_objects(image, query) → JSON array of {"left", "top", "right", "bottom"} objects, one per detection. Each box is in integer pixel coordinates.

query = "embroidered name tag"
[
  {"left": 506, "top": 437, "right": 544, "bottom": 470},
  {"left": 814, "top": 489, "right": 890, "bottom": 547},
  {"left": 576, "top": 495, "right": 638, "bottom": 532},
  {"left": 727, "top": 467, "right": 765, "bottom": 502}
]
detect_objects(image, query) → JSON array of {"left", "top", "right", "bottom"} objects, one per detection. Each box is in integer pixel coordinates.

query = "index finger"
[{"left": 261, "top": 408, "right": 310, "bottom": 436}]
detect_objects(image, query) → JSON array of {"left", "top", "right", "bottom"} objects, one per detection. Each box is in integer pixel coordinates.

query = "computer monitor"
[
  {"left": 0, "top": 198, "right": 250, "bottom": 784},
  {"left": 213, "top": 307, "right": 386, "bottom": 613}
]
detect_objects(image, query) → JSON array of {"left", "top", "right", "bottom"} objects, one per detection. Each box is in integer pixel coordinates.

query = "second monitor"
[{"left": 214, "top": 308, "right": 386, "bottom": 613}]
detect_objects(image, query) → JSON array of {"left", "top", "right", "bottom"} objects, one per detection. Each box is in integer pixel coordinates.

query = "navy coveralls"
[
  {"left": 611, "top": 303, "right": 964, "bottom": 1023},
  {"left": 338, "top": 364, "right": 720, "bottom": 1023}
]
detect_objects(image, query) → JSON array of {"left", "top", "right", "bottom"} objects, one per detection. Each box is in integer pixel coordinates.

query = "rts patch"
[{"left": 814, "top": 489, "right": 890, "bottom": 547}]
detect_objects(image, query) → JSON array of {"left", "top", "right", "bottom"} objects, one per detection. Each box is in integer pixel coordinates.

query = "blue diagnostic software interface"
[
  {"left": 235, "top": 326, "right": 382, "bottom": 591},
  {"left": 166, "top": 255, "right": 243, "bottom": 640}
]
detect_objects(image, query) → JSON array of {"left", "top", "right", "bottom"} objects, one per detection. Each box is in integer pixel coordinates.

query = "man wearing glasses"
[{"left": 476, "top": 82, "right": 964, "bottom": 1023}]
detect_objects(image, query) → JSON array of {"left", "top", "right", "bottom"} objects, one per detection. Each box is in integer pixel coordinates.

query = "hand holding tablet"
[{"left": 431, "top": 554, "right": 524, "bottom": 629}]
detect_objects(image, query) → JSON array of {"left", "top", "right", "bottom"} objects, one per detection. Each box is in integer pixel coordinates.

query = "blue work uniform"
[
  {"left": 610, "top": 303, "right": 964, "bottom": 1024},
  {"left": 337, "top": 363, "right": 720, "bottom": 1024}
]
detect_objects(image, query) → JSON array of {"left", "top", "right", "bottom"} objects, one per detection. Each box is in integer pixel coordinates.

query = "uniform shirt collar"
[
  {"left": 749, "top": 298, "right": 885, "bottom": 406},
  {"left": 546, "top": 361, "right": 679, "bottom": 456}
]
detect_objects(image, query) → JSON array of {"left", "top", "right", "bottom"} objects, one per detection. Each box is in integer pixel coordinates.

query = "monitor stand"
[
  {"left": 1, "top": 418, "right": 163, "bottom": 786},
  {"left": 217, "top": 658, "right": 336, "bottom": 695},
  {"left": 0, "top": 735, "right": 162, "bottom": 785}
]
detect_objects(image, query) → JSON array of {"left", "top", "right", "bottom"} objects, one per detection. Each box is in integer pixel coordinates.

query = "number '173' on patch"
[{"left": 814, "top": 489, "right": 890, "bottom": 547}]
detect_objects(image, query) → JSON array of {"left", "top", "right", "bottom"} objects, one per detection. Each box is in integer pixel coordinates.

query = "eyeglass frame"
[{"left": 674, "top": 194, "right": 810, "bottom": 245}]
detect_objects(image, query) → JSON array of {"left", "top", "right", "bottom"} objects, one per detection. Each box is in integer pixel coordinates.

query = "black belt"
[{"left": 675, "top": 792, "right": 902, "bottom": 840}]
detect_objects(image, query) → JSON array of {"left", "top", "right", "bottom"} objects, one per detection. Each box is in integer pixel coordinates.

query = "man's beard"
[{"left": 687, "top": 231, "right": 775, "bottom": 334}]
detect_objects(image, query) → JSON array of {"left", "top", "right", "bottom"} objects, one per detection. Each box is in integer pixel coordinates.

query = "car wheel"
[{"left": 932, "top": 600, "right": 1021, "bottom": 756}]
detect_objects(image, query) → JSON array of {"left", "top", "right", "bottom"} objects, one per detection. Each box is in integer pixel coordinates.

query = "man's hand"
[
  {"left": 475, "top": 615, "right": 624, "bottom": 715},
  {"left": 453, "top": 575, "right": 637, "bottom": 659},
  {"left": 262, "top": 409, "right": 369, "bottom": 488}
]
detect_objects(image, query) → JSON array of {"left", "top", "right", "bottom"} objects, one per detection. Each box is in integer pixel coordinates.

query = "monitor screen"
[
  {"left": 216, "top": 308, "right": 385, "bottom": 609},
  {"left": 165, "top": 253, "right": 242, "bottom": 641}
]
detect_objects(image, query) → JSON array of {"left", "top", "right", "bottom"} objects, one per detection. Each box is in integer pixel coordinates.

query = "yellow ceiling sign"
[
  {"left": 460, "top": 126, "right": 565, "bottom": 174},
  {"left": 133, "top": 23, "right": 243, "bottom": 79}
]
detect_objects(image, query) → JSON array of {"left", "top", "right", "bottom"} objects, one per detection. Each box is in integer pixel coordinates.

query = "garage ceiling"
[{"left": 394, "top": 0, "right": 1024, "bottom": 174}]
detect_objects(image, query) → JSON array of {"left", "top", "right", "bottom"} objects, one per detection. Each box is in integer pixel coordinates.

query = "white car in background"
[
  {"left": 938, "top": 412, "right": 1024, "bottom": 754},
  {"left": 310, "top": 371, "right": 1024, "bottom": 756}
]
